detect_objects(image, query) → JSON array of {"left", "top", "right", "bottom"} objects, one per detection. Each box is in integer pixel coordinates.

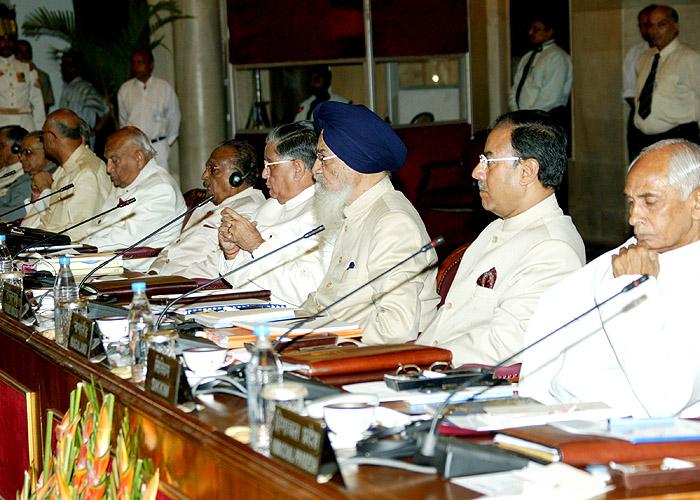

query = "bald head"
[
  {"left": 104, "top": 126, "right": 155, "bottom": 188},
  {"left": 625, "top": 140, "right": 700, "bottom": 253},
  {"left": 42, "top": 108, "right": 83, "bottom": 163}
]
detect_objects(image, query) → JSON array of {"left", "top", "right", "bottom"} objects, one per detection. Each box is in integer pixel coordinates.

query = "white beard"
[{"left": 313, "top": 174, "right": 354, "bottom": 237}]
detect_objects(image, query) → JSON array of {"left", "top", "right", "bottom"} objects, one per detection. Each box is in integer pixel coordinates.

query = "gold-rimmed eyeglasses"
[
  {"left": 315, "top": 152, "right": 337, "bottom": 166},
  {"left": 263, "top": 159, "right": 292, "bottom": 172}
]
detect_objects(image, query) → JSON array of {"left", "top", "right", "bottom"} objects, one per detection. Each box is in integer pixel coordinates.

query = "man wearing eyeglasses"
[
  {"left": 0, "top": 130, "right": 56, "bottom": 223},
  {"left": 217, "top": 121, "right": 332, "bottom": 307},
  {"left": 416, "top": 110, "right": 585, "bottom": 366},
  {"left": 299, "top": 102, "right": 440, "bottom": 345},
  {"left": 22, "top": 109, "right": 111, "bottom": 241},
  {"left": 149, "top": 140, "right": 265, "bottom": 279},
  {"left": 0, "top": 125, "right": 27, "bottom": 199}
]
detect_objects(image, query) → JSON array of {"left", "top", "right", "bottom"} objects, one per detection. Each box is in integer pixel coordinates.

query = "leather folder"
[
  {"left": 87, "top": 275, "right": 198, "bottom": 303},
  {"left": 280, "top": 344, "right": 452, "bottom": 379},
  {"left": 499, "top": 425, "right": 700, "bottom": 466}
]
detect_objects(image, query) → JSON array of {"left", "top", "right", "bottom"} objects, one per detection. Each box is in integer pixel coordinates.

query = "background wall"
[{"left": 570, "top": 0, "right": 700, "bottom": 246}]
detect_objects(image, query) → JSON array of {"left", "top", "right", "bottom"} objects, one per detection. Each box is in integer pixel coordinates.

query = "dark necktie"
[
  {"left": 637, "top": 52, "right": 660, "bottom": 120},
  {"left": 515, "top": 45, "right": 543, "bottom": 108}
]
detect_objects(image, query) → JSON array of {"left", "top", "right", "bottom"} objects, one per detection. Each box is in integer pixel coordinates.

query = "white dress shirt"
[
  {"left": 0, "top": 55, "right": 45, "bottom": 130},
  {"left": 509, "top": 40, "right": 573, "bottom": 112},
  {"left": 218, "top": 185, "right": 331, "bottom": 307},
  {"left": 294, "top": 89, "right": 350, "bottom": 122},
  {"left": 623, "top": 41, "right": 650, "bottom": 100},
  {"left": 520, "top": 238, "right": 700, "bottom": 418},
  {"left": 634, "top": 38, "right": 700, "bottom": 134},
  {"left": 80, "top": 159, "right": 185, "bottom": 254},
  {"left": 301, "top": 176, "right": 439, "bottom": 344},
  {"left": 150, "top": 187, "right": 265, "bottom": 278},
  {"left": 117, "top": 76, "right": 180, "bottom": 170},
  {"left": 417, "top": 194, "right": 585, "bottom": 366},
  {"left": 22, "top": 144, "right": 112, "bottom": 241}
]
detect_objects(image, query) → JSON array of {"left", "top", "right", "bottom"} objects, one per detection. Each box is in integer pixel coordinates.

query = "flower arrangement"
[{"left": 18, "top": 381, "right": 159, "bottom": 499}]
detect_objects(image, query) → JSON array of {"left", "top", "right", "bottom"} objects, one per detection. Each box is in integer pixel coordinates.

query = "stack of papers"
[
  {"left": 190, "top": 306, "right": 295, "bottom": 328},
  {"left": 445, "top": 401, "right": 625, "bottom": 432},
  {"left": 553, "top": 418, "right": 700, "bottom": 444},
  {"left": 29, "top": 252, "right": 123, "bottom": 277},
  {"left": 342, "top": 380, "right": 517, "bottom": 405}
]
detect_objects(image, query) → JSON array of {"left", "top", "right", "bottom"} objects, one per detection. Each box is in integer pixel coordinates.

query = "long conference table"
[{"left": 2, "top": 311, "right": 700, "bottom": 499}]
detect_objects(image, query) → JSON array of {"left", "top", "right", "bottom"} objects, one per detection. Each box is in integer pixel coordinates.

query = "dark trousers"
[{"left": 628, "top": 121, "right": 700, "bottom": 161}]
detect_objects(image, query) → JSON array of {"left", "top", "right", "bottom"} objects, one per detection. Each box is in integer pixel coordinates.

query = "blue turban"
[{"left": 313, "top": 101, "right": 407, "bottom": 173}]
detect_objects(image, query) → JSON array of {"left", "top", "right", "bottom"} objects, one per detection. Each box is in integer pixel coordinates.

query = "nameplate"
[
  {"left": 145, "top": 349, "right": 181, "bottom": 405},
  {"left": 67, "top": 313, "right": 93, "bottom": 357},
  {"left": 270, "top": 406, "right": 343, "bottom": 485},
  {"left": 2, "top": 282, "right": 23, "bottom": 320}
]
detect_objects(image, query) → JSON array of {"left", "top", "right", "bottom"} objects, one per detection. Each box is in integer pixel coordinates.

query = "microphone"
[
  {"left": 13, "top": 197, "right": 136, "bottom": 258},
  {"left": 79, "top": 194, "right": 215, "bottom": 291},
  {"left": 154, "top": 225, "right": 326, "bottom": 328},
  {"left": 0, "top": 183, "right": 74, "bottom": 219},
  {"left": 0, "top": 169, "right": 16, "bottom": 180},
  {"left": 274, "top": 236, "right": 445, "bottom": 353},
  {"left": 416, "top": 274, "right": 651, "bottom": 467}
]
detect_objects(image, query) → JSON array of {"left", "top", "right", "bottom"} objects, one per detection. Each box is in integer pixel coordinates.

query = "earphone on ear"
[
  {"left": 229, "top": 167, "right": 256, "bottom": 188},
  {"left": 10, "top": 142, "right": 21, "bottom": 155}
]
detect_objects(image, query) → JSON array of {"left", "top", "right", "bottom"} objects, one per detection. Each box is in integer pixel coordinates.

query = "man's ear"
[
  {"left": 519, "top": 158, "right": 540, "bottom": 186},
  {"left": 292, "top": 159, "right": 305, "bottom": 179},
  {"left": 690, "top": 187, "right": 700, "bottom": 220}
]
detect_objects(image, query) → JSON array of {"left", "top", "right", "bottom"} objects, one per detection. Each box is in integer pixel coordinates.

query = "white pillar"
[{"left": 172, "top": 0, "right": 227, "bottom": 192}]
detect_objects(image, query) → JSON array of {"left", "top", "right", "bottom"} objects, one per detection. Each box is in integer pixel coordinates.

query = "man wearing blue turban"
[{"left": 299, "top": 102, "right": 440, "bottom": 344}]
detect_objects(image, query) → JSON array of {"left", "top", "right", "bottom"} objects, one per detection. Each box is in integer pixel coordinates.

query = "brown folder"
[
  {"left": 280, "top": 344, "right": 452, "bottom": 377},
  {"left": 87, "top": 275, "right": 198, "bottom": 303},
  {"left": 499, "top": 425, "right": 700, "bottom": 466}
]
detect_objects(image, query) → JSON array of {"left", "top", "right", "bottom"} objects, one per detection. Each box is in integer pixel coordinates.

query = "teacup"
[
  {"left": 95, "top": 316, "right": 129, "bottom": 342},
  {"left": 182, "top": 346, "right": 230, "bottom": 374},
  {"left": 323, "top": 403, "right": 376, "bottom": 439}
]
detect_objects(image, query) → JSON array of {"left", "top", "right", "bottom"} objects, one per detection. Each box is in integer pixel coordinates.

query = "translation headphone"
[
  {"left": 229, "top": 167, "right": 256, "bottom": 188},
  {"left": 10, "top": 142, "right": 21, "bottom": 155}
]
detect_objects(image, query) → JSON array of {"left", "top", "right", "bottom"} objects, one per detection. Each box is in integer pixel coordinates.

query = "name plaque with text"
[
  {"left": 270, "top": 406, "right": 342, "bottom": 485},
  {"left": 2, "top": 282, "right": 23, "bottom": 320},
  {"left": 145, "top": 349, "right": 181, "bottom": 405},
  {"left": 67, "top": 313, "right": 93, "bottom": 357}
]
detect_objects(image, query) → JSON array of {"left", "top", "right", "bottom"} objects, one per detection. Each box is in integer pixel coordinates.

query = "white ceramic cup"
[
  {"left": 182, "top": 346, "right": 230, "bottom": 374},
  {"left": 95, "top": 316, "right": 129, "bottom": 342},
  {"left": 323, "top": 403, "right": 376, "bottom": 439}
]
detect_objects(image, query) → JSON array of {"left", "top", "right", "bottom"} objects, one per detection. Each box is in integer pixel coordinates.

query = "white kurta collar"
[{"left": 501, "top": 193, "right": 561, "bottom": 232}]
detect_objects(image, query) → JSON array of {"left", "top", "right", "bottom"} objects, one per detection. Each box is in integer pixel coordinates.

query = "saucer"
[{"left": 185, "top": 369, "right": 226, "bottom": 386}]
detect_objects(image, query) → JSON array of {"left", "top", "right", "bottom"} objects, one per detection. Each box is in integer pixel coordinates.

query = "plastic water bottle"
[
  {"left": 53, "top": 255, "right": 79, "bottom": 345},
  {"left": 128, "top": 282, "right": 154, "bottom": 384},
  {"left": 0, "top": 234, "right": 13, "bottom": 273},
  {"left": 246, "top": 324, "right": 283, "bottom": 455}
]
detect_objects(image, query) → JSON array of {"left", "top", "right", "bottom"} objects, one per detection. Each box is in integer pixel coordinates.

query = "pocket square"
[{"left": 476, "top": 267, "right": 497, "bottom": 289}]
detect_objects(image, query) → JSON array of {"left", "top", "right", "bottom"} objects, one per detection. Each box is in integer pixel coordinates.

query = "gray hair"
[
  {"left": 630, "top": 139, "right": 700, "bottom": 199},
  {"left": 120, "top": 126, "right": 156, "bottom": 161},
  {"left": 266, "top": 121, "right": 318, "bottom": 171}
]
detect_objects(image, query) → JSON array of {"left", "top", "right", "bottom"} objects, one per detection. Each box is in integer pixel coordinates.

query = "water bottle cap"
[
  {"left": 0, "top": 234, "right": 5, "bottom": 242},
  {"left": 59, "top": 255, "right": 71, "bottom": 265},
  {"left": 253, "top": 324, "right": 270, "bottom": 337},
  {"left": 131, "top": 281, "right": 146, "bottom": 292}
]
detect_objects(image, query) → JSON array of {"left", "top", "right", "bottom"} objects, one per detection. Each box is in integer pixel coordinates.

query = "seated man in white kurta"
[
  {"left": 417, "top": 110, "right": 585, "bottom": 366},
  {"left": 80, "top": 127, "right": 185, "bottom": 261},
  {"left": 520, "top": 139, "right": 700, "bottom": 418},
  {"left": 300, "top": 102, "right": 439, "bottom": 344},
  {"left": 217, "top": 122, "right": 332, "bottom": 307},
  {"left": 149, "top": 140, "right": 265, "bottom": 278}
]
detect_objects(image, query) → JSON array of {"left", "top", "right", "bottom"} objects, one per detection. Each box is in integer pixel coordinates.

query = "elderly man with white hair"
[
  {"left": 80, "top": 126, "right": 185, "bottom": 257},
  {"left": 520, "top": 139, "right": 700, "bottom": 418}
]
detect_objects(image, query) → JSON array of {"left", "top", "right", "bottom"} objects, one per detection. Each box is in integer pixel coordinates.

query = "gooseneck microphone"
[
  {"left": 274, "top": 236, "right": 445, "bottom": 354},
  {"left": 13, "top": 197, "right": 136, "bottom": 258},
  {"left": 79, "top": 194, "right": 215, "bottom": 292},
  {"left": 0, "top": 183, "right": 74, "bottom": 219},
  {"left": 154, "top": 225, "right": 326, "bottom": 328},
  {"left": 417, "top": 274, "right": 650, "bottom": 464}
]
